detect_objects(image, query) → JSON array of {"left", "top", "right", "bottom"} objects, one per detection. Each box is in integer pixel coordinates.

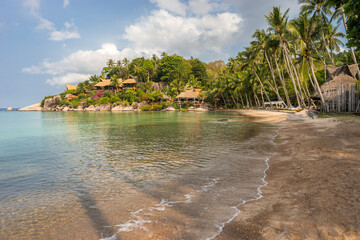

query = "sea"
[{"left": 0, "top": 111, "right": 281, "bottom": 240}]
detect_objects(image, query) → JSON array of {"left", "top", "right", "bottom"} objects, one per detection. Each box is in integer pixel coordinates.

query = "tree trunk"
[
  {"left": 265, "top": 52, "right": 282, "bottom": 101},
  {"left": 282, "top": 46, "right": 302, "bottom": 107},
  {"left": 307, "top": 57, "right": 325, "bottom": 105},
  {"left": 240, "top": 94, "right": 245, "bottom": 108},
  {"left": 245, "top": 94, "right": 250, "bottom": 108},
  {"left": 253, "top": 89, "right": 261, "bottom": 108},
  {"left": 340, "top": 5, "right": 360, "bottom": 80},
  {"left": 275, "top": 56, "right": 292, "bottom": 107},
  {"left": 260, "top": 87, "right": 265, "bottom": 108},
  {"left": 252, "top": 67, "right": 271, "bottom": 104}
]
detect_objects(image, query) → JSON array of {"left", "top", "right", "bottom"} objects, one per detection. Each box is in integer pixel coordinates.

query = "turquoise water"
[{"left": 0, "top": 111, "right": 279, "bottom": 240}]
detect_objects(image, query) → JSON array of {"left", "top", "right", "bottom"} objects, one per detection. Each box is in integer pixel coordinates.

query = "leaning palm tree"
[
  {"left": 265, "top": 6, "right": 303, "bottom": 107},
  {"left": 237, "top": 48, "right": 271, "bottom": 105},
  {"left": 251, "top": 29, "right": 286, "bottom": 104},
  {"left": 324, "top": 23, "right": 345, "bottom": 60},
  {"left": 326, "top": 0, "right": 360, "bottom": 79},
  {"left": 299, "top": 0, "right": 335, "bottom": 65},
  {"left": 290, "top": 14, "right": 326, "bottom": 105}
]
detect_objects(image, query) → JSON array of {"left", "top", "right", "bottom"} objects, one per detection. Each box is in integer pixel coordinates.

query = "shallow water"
[{"left": 0, "top": 111, "right": 280, "bottom": 240}]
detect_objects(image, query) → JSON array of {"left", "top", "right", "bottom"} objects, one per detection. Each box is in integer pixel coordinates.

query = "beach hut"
[
  {"left": 122, "top": 78, "right": 137, "bottom": 89},
  {"left": 66, "top": 84, "right": 78, "bottom": 91},
  {"left": 311, "top": 64, "right": 358, "bottom": 101},
  {"left": 175, "top": 88, "right": 202, "bottom": 105},
  {"left": 94, "top": 78, "right": 123, "bottom": 91}
]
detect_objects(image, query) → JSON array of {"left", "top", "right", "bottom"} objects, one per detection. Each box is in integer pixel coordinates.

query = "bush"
[
  {"left": 86, "top": 99, "right": 96, "bottom": 106},
  {"left": 60, "top": 90, "right": 77, "bottom": 100},
  {"left": 69, "top": 98, "right": 80, "bottom": 108},
  {"left": 103, "top": 90, "right": 113, "bottom": 98},
  {"left": 59, "top": 99, "right": 69, "bottom": 106},
  {"left": 161, "top": 101, "right": 168, "bottom": 109},
  {"left": 99, "top": 97, "right": 110, "bottom": 105},
  {"left": 172, "top": 103, "right": 180, "bottom": 110},
  {"left": 140, "top": 104, "right": 152, "bottom": 111},
  {"left": 152, "top": 103, "right": 162, "bottom": 111}
]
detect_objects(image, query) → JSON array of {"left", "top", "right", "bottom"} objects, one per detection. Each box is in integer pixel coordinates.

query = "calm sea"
[{"left": 0, "top": 111, "right": 280, "bottom": 240}]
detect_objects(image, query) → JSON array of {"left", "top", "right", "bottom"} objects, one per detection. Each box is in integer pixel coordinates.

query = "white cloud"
[
  {"left": 23, "top": 0, "right": 80, "bottom": 41},
  {"left": 124, "top": 9, "right": 243, "bottom": 57},
  {"left": 63, "top": 0, "right": 70, "bottom": 8},
  {"left": 49, "top": 21, "right": 80, "bottom": 41},
  {"left": 188, "top": 0, "right": 223, "bottom": 15},
  {"left": 150, "top": 0, "right": 187, "bottom": 16},
  {"left": 23, "top": 43, "right": 134, "bottom": 85}
]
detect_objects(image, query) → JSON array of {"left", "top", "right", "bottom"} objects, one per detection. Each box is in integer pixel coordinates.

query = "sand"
[{"left": 215, "top": 110, "right": 360, "bottom": 240}]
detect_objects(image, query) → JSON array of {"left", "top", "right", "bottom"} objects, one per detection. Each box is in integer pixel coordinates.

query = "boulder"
[
  {"left": 63, "top": 106, "right": 70, "bottom": 112},
  {"left": 152, "top": 82, "right": 168, "bottom": 91},
  {"left": 131, "top": 102, "right": 139, "bottom": 109},
  {"left": 139, "top": 101, "right": 148, "bottom": 108},
  {"left": 111, "top": 105, "right": 124, "bottom": 111},
  {"left": 84, "top": 105, "right": 97, "bottom": 111},
  {"left": 7, "top": 107, "right": 13, "bottom": 111},
  {"left": 194, "top": 107, "right": 209, "bottom": 112},
  {"left": 188, "top": 107, "right": 196, "bottom": 111},
  {"left": 99, "top": 104, "right": 111, "bottom": 111},
  {"left": 122, "top": 106, "right": 134, "bottom": 111},
  {"left": 43, "top": 95, "right": 61, "bottom": 111},
  {"left": 164, "top": 106, "right": 176, "bottom": 111},
  {"left": 19, "top": 103, "right": 43, "bottom": 111}
]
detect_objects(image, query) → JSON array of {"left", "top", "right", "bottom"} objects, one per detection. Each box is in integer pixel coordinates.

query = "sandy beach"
[{"left": 216, "top": 110, "right": 360, "bottom": 240}]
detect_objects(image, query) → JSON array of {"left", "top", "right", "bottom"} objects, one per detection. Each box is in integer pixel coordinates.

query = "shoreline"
[{"left": 215, "top": 110, "right": 360, "bottom": 240}]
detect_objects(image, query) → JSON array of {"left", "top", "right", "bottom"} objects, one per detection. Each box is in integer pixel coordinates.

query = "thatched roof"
[
  {"left": 94, "top": 78, "right": 123, "bottom": 87},
  {"left": 66, "top": 84, "right": 78, "bottom": 91},
  {"left": 312, "top": 64, "right": 358, "bottom": 101},
  {"left": 95, "top": 78, "right": 112, "bottom": 87},
  {"left": 176, "top": 89, "right": 201, "bottom": 99},
  {"left": 123, "top": 78, "right": 137, "bottom": 84},
  {"left": 162, "top": 93, "right": 171, "bottom": 100}
]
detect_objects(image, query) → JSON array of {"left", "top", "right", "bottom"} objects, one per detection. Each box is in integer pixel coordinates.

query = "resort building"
[
  {"left": 66, "top": 84, "right": 78, "bottom": 91},
  {"left": 122, "top": 78, "right": 137, "bottom": 89},
  {"left": 312, "top": 64, "right": 358, "bottom": 101},
  {"left": 175, "top": 88, "right": 202, "bottom": 105}
]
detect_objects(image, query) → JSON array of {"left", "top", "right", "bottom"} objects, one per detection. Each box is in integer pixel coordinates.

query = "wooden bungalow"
[
  {"left": 66, "top": 84, "right": 78, "bottom": 91},
  {"left": 122, "top": 78, "right": 137, "bottom": 90},
  {"left": 311, "top": 64, "right": 360, "bottom": 112},
  {"left": 94, "top": 78, "right": 123, "bottom": 92},
  {"left": 312, "top": 64, "right": 358, "bottom": 101},
  {"left": 175, "top": 88, "right": 202, "bottom": 105}
]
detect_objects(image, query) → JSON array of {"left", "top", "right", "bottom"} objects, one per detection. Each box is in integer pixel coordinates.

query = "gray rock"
[
  {"left": 152, "top": 82, "right": 168, "bottom": 91},
  {"left": 84, "top": 105, "right": 97, "bottom": 111},
  {"left": 188, "top": 107, "right": 196, "bottom": 111},
  {"left": 99, "top": 104, "right": 111, "bottom": 111},
  {"left": 19, "top": 103, "right": 43, "bottom": 111},
  {"left": 164, "top": 106, "right": 176, "bottom": 111},
  {"left": 131, "top": 102, "right": 139, "bottom": 109},
  {"left": 43, "top": 95, "right": 61, "bottom": 111}
]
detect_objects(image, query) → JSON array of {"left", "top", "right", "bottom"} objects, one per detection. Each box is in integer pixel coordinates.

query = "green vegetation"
[{"left": 42, "top": 1, "right": 359, "bottom": 111}]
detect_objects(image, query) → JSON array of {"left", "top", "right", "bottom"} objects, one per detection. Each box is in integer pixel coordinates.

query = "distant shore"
[{"left": 216, "top": 110, "right": 360, "bottom": 240}]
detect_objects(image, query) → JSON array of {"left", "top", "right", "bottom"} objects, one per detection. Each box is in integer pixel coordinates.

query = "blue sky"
[{"left": 0, "top": 0, "right": 305, "bottom": 107}]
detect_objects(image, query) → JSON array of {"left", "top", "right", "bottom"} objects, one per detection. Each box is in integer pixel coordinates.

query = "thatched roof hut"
[
  {"left": 176, "top": 88, "right": 202, "bottom": 102},
  {"left": 95, "top": 78, "right": 123, "bottom": 89},
  {"left": 312, "top": 64, "right": 358, "bottom": 101},
  {"left": 66, "top": 84, "right": 78, "bottom": 91}
]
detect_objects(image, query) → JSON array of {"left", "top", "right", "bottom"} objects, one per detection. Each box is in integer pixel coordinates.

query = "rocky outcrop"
[
  {"left": 194, "top": 107, "right": 209, "bottom": 112},
  {"left": 43, "top": 95, "right": 61, "bottom": 111},
  {"left": 112, "top": 105, "right": 135, "bottom": 111},
  {"left": 19, "top": 103, "right": 43, "bottom": 111},
  {"left": 131, "top": 102, "right": 139, "bottom": 109},
  {"left": 152, "top": 82, "right": 168, "bottom": 91},
  {"left": 164, "top": 106, "right": 176, "bottom": 111}
]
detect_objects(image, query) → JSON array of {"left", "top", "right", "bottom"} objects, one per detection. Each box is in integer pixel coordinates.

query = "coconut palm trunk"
[
  {"left": 264, "top": 52, "right": 285, "bottom": 103},
  {"left": 252, "top": 67, "right": 271, "bottom": 104},
  {"left": 340, "top": 5, "right": 360, "bottom": 79},
  {"left": 307, "top": 57, "right": 325, "bottom": 104},
  {"left": 274, "top": 56, "right": 292, "bottom": 107}
]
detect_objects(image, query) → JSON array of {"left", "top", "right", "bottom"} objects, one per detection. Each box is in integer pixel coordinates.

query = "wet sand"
[{"left": 216, "top": 110, "right": 360, "bottom": 240}]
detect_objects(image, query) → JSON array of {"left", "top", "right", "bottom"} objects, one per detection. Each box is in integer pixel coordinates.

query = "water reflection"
[{"left": 0, "top": 111, "right": 279, "bottom": 240}]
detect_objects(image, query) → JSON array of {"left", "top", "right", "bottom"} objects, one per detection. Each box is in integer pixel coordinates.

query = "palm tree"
[
  {"left": 238, "top": 48, "right": 271, "bottom": 105},
  {"left": 290, "top": 14, "right": 326, "bottom": 104},
  {"left": 251, "top": 29, "right": 286, "bottom": 105},
  {"left": 328, "top": 1, "right": 360, "bottom": 79},
  {"left": 324, "top": 24, "right": 345, "bottom": 59},
  {"left": 299, "top": 0, "right": 335, "bottom": 65},
  {"left": 265, "top": 6, "right": 302, "bottom": 107}
]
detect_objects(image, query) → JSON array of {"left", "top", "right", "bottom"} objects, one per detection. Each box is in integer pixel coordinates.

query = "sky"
[{"left": 0, "top": 0, "right": 303, "bottom": 107}]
